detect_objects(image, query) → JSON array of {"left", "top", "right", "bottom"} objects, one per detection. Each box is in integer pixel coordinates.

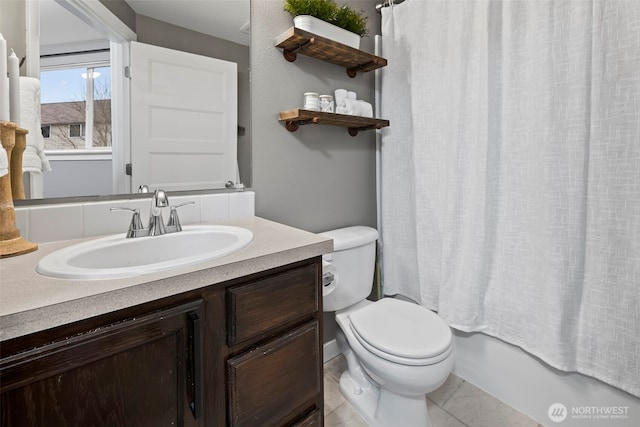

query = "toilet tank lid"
[{"left": 319, "top": 226, "right": 379, "bottom": 251}]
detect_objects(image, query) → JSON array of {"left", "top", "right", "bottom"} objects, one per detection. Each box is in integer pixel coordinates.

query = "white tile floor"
[{"left": 323, "top": 355, "right": 544, "bottom": 427}]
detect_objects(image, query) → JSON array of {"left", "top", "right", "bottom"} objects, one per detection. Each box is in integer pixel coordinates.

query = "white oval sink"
[{"left": 36, "top": 225, "right": 254, "bottom": 280}]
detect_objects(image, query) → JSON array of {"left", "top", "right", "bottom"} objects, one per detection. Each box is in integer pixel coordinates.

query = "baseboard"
[{"left": 323, "top": 339, "right": 341, "bottom": 363}]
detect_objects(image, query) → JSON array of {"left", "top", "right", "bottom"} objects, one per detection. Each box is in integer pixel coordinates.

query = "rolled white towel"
[
  {"left": 0, "top": 148, "right": 8, "bottom": 177},
  {"left": 336, "top": 100, "right": 349, "bottom": 115},
  {"left": 334, "top": 88, "right": 347, "bottom": 105},
  {"left": 20, "top": 77, "right": 51, "bottom": 174},
  {"left": 360, "top": 101, "right": 373, "bottom": 118},
  {"left": 22, "top": 145, "right": 50, "bottom": 173},
  {"left": 339, "top": 99, "right": 358, "bottom": 115},
  {"left": 349, "top": 99, "right": 362, "bottom": 116}
]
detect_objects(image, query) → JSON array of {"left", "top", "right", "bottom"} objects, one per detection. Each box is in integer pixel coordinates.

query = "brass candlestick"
[
  {"left": 11, "top": 127, "right": 27, "bottom": 200},
  {"left": 0, "top": 121, "right": 37, "bottom": 258}
]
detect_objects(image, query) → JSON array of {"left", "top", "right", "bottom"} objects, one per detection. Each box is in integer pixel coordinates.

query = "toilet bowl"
[{"left": 320, "top": 226, "right": 454, "bottom": 427}]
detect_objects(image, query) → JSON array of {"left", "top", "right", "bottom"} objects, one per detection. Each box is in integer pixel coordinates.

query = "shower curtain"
[{"left": 380, "top": 0, "right": 640, "bottom": 397}]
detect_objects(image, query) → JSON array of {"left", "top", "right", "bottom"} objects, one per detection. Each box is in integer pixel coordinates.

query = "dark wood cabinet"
[
  {"left": 292, "top": 409, "right": 322, "bottom": 427},
  {"left": 1, "top": 299, "right": 204, "bottom": 427},
  {"left": 1, "top": 258, "right": 323, "bottom": 427},
  {"left": 226, "top": 261, "right": 323, "bottom": 426}
]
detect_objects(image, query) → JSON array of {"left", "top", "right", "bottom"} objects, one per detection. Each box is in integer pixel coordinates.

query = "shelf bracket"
[
  {"left": 348, "top": 123, "right": 383, "bottom": 137},
  {"left": 346, "top": 60, "right": 379, "bottom": 78},
  {"left": 285, "top": 121, "right": 300, "bottom": 132},
  {"left": 283, "top": 37, "right": 316, "bottom": 63},
  {"left": 285, "top": 117, "right": 319, "bottom": 132}
]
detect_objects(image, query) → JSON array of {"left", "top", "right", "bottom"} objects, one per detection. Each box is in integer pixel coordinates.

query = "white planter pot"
[{"left": 293, "top": 15, "right": 361, "bottom": 49}]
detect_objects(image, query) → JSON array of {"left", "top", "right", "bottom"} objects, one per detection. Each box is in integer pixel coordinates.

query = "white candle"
[
  {"left": 0, "top": 33, "right": 9, "bottom": 122},
  {"left": 8, "top": 49, "right": 20, "bottom": 124}
]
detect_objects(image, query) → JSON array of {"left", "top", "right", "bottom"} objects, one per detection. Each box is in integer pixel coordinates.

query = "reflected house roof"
[{"left": 41, "top": 100, "right": 111, "bottom": 126}]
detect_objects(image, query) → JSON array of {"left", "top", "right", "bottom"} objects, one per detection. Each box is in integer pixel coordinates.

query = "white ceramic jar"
[
  {"left": 303, "top": 92, "right": 320, "bottom": 111},
  {"left": 320, "top": 95, "right": 334, "bottom": 113}
]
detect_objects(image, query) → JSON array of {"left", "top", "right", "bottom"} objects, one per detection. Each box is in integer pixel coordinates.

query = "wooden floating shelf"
[
  {"left": 279, "top": 109, "right": 389, "bottom": 136},
  {"left": 274, "top": 27, "right": 388, "bottom": 78}
]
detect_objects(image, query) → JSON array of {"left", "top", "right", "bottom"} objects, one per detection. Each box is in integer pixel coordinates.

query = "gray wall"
[
  {"left": 251, "top": 0, "right": 379, "bottom": 234},
  {"left": 99, "top": 0, "right": 136, "bottom": 32},
  {"left": 44, "top": 159, "right": 113, "bottom": 198},
  {"left": 251, "top": 0, "right": 380, "bottom": 345}
]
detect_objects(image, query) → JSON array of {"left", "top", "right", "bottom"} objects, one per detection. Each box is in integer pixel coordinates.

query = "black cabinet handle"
[{"left": 187, "top": 311, "right": 202, "bottom": 419}]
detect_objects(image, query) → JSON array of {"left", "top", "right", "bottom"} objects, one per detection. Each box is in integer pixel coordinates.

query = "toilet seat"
[{"left": 348, "top": 298, "right": 453, "bottom": 366}]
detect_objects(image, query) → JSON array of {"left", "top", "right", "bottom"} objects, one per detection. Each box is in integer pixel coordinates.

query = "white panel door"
[{"left": 130, "top": 41, "right": 237, "bottom": 191}]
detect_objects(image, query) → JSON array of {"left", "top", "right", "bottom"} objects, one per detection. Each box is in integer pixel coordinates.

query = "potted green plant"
[{"left": 284, "top": 0, "right": 368, "bottom": 49}]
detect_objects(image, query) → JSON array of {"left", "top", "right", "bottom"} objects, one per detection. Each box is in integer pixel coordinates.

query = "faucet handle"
[
  {"left": 110, "top": 207, "right": 145, "bottom": 238},
  {"left": 166, "top": 201, "right": 196, "bottom": 233},
  {"left": 172, "top": 201, "right": 196, "bottom": 209}
]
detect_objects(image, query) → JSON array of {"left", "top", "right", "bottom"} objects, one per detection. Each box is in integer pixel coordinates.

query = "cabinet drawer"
[
  {"left": 227, "top": 263, "right": 318, "bottom": 345},
  {"left": 292, "top": 409, "right": 322, "bottom": 427},
  {"left": 227, "top": 321, "right": 321, "bottom": 427}
]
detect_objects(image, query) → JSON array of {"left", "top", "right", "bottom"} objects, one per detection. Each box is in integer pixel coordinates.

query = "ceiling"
[
  {"left": 125, "top": 0, "right": 250, "bottom": 46},
  {"left": 40, "top": 0, "right": 105, "bottom": 48},
  {"left": 40, "top": 0, "right": 250, "bottom": 48}
]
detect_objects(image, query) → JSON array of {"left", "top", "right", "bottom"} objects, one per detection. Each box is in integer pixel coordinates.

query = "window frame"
[{"left": 40, "top": 58, "right": 111, "bottom": 151}]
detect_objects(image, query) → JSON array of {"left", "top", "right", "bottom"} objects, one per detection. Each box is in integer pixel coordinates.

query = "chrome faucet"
[
  {"left": 147, "top": 190, "right": 169, "bottom": 236},
  {"left": 111, "top": 189, "right": 194, "bottom": 238}
]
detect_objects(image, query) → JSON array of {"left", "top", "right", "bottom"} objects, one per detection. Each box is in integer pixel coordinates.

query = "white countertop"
[{"left": 0, "top": 216, "right": 333, "bottom": 341}]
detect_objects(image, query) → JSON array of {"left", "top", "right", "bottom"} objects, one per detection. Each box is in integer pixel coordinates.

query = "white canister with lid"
[
  {"left": 319, "top": 95, "right": 334, "bottom": 113},
  {"left": 304, "top": 92, "right": 320, "bottom": 111}
]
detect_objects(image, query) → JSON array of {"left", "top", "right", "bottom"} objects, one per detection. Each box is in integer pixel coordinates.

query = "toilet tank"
[{"left": 319, "top": 226, "right": 379, "bottom": 312}]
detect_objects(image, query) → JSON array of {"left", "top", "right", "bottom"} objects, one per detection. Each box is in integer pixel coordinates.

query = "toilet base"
[{"left": 339, "top": 370, "right": 432, "bottom": 427}]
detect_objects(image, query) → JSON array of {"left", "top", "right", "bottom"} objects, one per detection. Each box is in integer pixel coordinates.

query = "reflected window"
[
  {"left": 40, "top": 65, "right": 112, "bottom": 150},
  {"left": 41, "top": 125, "right": 50, "bottom": 138}
]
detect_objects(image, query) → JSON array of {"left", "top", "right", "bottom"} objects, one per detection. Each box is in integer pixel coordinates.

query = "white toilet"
[{"left": 320, "top": 226, "right": 454, "bottom": 427}]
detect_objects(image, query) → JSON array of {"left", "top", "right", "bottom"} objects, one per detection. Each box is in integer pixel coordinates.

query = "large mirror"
[{"left": 18, "top": 0, "right": 250, "bottom": 202}]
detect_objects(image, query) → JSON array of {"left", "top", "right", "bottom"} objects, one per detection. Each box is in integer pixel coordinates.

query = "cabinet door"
[
  {"left": 227, "top": 321, "right": 321, "bottom": 427},
  {"left": 1, "top": 300, "right": 204, "bottom": 427}
]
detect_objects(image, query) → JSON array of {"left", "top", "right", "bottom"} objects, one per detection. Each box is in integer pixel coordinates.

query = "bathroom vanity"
[{"left": 0, "top": 217, "right": 332, "bottom": 426}]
